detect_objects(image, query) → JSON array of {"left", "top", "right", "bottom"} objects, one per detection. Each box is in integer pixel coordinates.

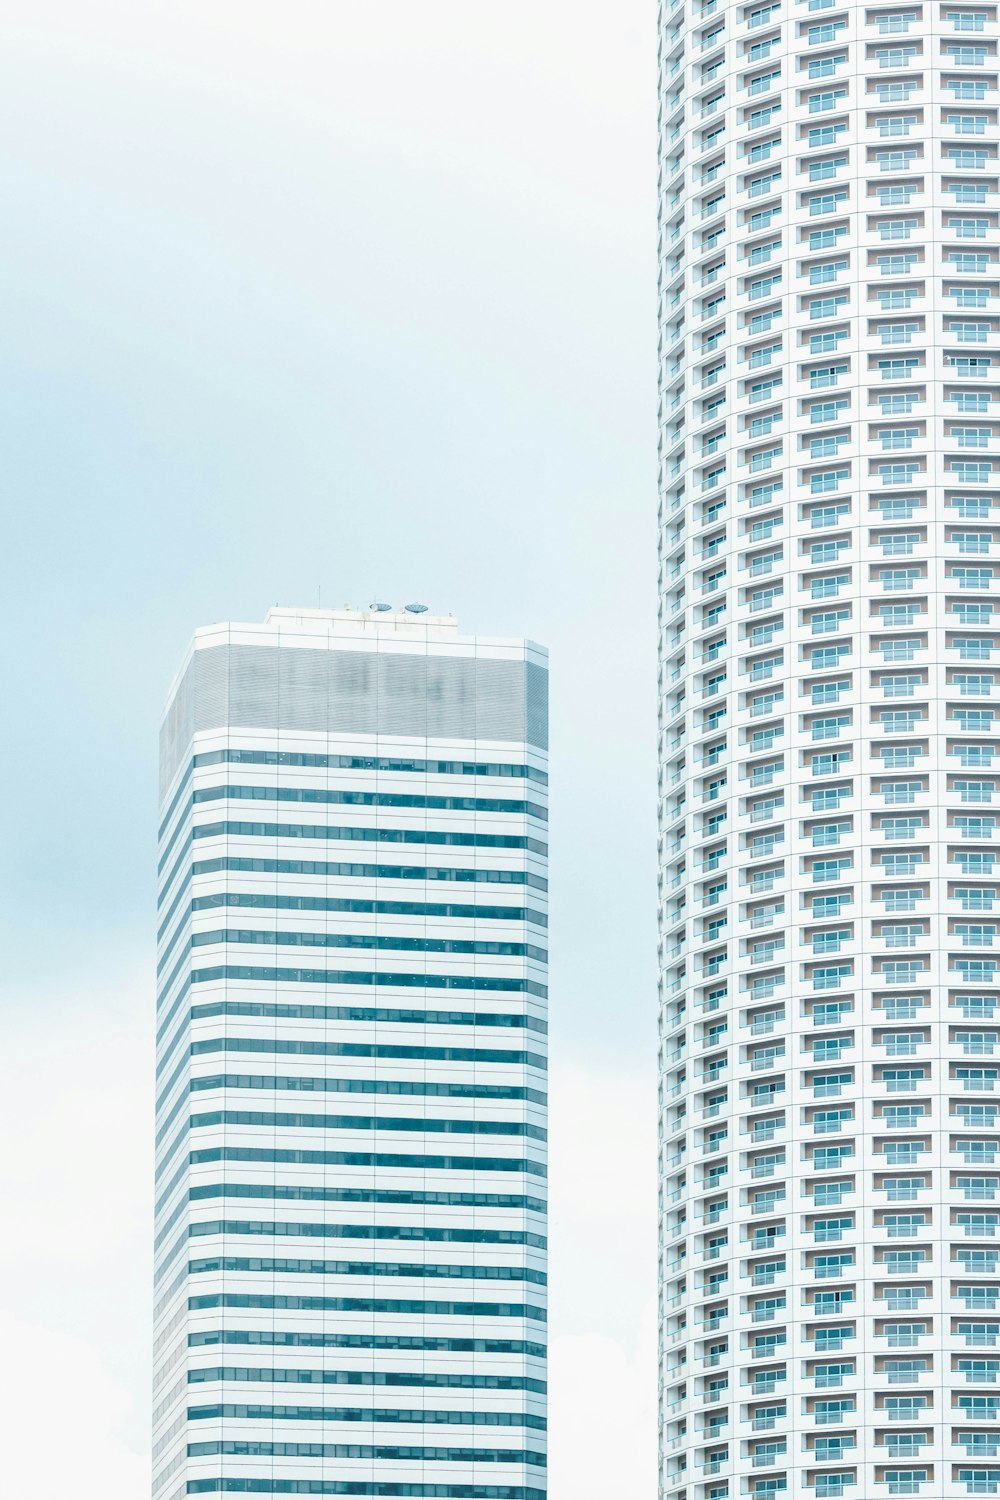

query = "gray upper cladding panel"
[{"left": 161, "top": 643, "right": 548, "bottom": 795}]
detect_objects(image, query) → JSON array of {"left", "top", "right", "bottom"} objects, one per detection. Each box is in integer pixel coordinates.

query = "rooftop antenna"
[
  {"left": 404, "top": 603, "right": 428, "bottom": 614},
  {"left": 370, "top": 602, "right": 392, "bottom": 612}
]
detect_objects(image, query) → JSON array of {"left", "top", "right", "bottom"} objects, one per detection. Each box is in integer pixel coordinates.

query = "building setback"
[
  {"left": 657, "top": 2, "right": 1000, "bottom": 1499},
  {"left": 154, "top": 606, "right": 548, "bottom": 1500}
]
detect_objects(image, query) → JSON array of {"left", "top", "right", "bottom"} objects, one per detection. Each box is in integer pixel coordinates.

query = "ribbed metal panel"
[
  {"left": 160, "top": 643, "right": 547, "bottom": 793},
  {"left": 275, "top": 643, "right": 330, "bottom": 731},
  {"left": 225, "top": 645, "right": 280, "bottom": 729},
  {"left": 376, "top": 654, "right": 431, "bottom": 737},
  {"left": 525, "top": 661, "right": 549, "bottom": 754},
  {"left": 329, "top": 648, "right": 378, "bottom": 734}
]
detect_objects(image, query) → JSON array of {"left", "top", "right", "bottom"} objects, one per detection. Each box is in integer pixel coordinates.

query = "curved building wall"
[{"left": 657, "top": 4, "right": 1000, "bottom": 1500}]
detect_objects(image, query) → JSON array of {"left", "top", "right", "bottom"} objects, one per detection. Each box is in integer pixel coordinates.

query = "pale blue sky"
[{"left": 0, "top": 4, "right": 657, "bottom": 1491}]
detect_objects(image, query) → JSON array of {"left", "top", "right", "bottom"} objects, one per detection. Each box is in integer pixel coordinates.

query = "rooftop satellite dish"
[
  {"left": 370, "top": 602, "right": 392, "bottom": 612},
  {"left": 404, "top": 603, "right": 429, "bottom": 614}
]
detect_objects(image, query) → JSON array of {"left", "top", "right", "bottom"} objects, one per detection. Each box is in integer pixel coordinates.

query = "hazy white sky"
[{"left": 0, "top": 3, "right": 657, "bottom": 1492}]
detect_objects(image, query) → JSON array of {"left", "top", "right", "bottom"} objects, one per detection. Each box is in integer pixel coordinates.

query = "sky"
[{"left": 0, "top": 3, "right": 657, "bottom": 1492}]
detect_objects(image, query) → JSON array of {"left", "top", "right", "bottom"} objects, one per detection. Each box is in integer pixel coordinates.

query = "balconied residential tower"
[{"left": 657, "top": 2, "right": 1000, "bottom": 1499}]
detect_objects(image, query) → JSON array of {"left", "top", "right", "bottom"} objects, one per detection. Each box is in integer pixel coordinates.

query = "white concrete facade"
[
  {"left": 153, "top": 606, "right": 548, "bottom": 1500},
  {"left": 657, "top": 2, "right": 1000, "bottom": 1499}
]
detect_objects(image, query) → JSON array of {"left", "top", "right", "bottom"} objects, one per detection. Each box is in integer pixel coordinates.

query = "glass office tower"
[
  {"left": 657, "top": 2, "right": 1000, "bottom": 1499},
  {"left": 154, "top": 606, "right": 548, "bottom": 1500}
]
